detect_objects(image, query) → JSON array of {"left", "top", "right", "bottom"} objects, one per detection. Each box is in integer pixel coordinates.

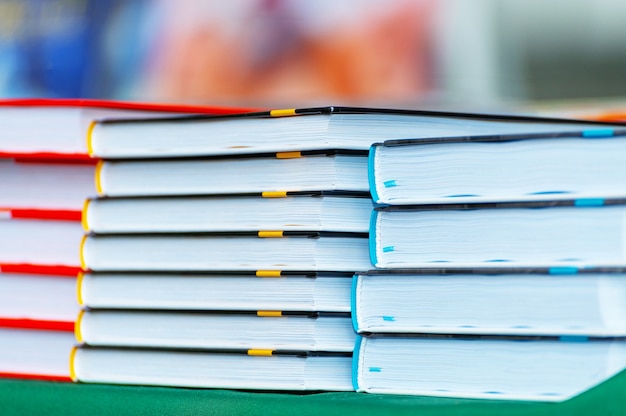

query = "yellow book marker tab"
[
  {"left": 262, "top": 191, "right": 288, "bottom": 198},
  {"left": 258, "top": 231, "right": 284, "bottom": 238},
  {"left": 248, "top": 349, "right": 274, "bottom": 357},
  {"left": 276, "top": 151, "right": 302, "bottom": 159},
  {"left": 76, "top": 272, "right": 85, "bottom": 306},
  {"left": 270, "top": 109, "right": 296, "bottom": 117},
  {"left": 257, "top": 311, "right": 283, "bottom": 317},
  {"left": 256, "top": 270, "right": 282, "bottom": 277},
  {"left": 94, "top": 161, "right": 104, "bottom": 195},
  {"left": 86, "top": 121, "right": 97, "bottom": 156},
  {"left": 79, "top": 235, "right": 88, "bottom": 270},
  {"left": 75, "top": 310, "right": 85, "bottom": 343},
  {"left": 81, "top": 200, "right": 91, "bottom": 232},
  {"left": 69, "top": 347, "right": 78, "bottom": 381}
]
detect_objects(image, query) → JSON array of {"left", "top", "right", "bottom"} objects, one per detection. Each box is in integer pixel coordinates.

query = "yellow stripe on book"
[
  {"left": 270, "top": 109, "right": 296, "bottom": 117},
  {"left": 79, "top": 235, "right": 88, "bottom": 270},
  {"left": 258, "top": 231, "right": 284, "bottom": 238},
  {"left": 276, "top": 151, "right": 301, "bottom": 159},
  {"left": 257, "top": 311, "right": 282, "bottom": 317},
  {"left": 256, "top": 270, "right": 282, "bottom": 277},
  {"left": 94, "top": 161, "right": 104, "bottom": 195},
  {"left": 81, "top": 200, "right": 91, "bottom": 232},
  {"left": 262, "top": 191, "right": 287, "bottom": 198},
  {"left": 248, "top": 349, "right": 274, "bottom": 356},
  {"left": 76, "top": 272, "right": 85, "bottom": 306},
  {"left": 86, "top": 121, "right": 97, "bottom": 156},
  {"left": 75, "top": 310, "right": 85, "bottom": 343},
  {"left": 69, "top": 347, "right": 78, "bottom": 381}
]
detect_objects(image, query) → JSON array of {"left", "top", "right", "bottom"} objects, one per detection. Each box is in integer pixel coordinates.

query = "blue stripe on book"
[
  {"left": 549, "top": 267, "right": 579, "bottom": 274},
  {"left": 575, "top": 198, "right": 605, "bottom": 207},
  {"left": 583, "top": 129, "right": 614, "bottom": 138}
]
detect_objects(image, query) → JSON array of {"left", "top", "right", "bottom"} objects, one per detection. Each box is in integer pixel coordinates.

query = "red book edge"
[
  {"left": 0, "top": 372, "right": 72, "bottom": 382},
  {"left": 0, "top": 97, "right": 258, "bottom": 115},
  {"left": 0, "top": 318, "right": 74, "bottom": 332},
  {"left": 0, "top": 264, "right": 81, "bottom": 277},
  {"left": 1, "top": 209, "right": 82, "bottom": 222}
]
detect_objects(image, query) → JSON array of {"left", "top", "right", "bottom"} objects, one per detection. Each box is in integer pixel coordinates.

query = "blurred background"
[{"left": 1, "top": 0, "right": 625, "bottom": 112}]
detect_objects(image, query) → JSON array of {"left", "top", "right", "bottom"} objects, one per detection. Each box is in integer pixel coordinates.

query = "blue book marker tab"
[
  {"left": 560, "top": 335, "right": 589, "bottom": 342},
  {"left": 369, "top": 367, "right": 382, "bottom": 373},
  {"left": 549, "top": 267, "right": 579, "bottom": 275},
  {"left": 382, "top": 246, "right": 395, "bottom": 253},
  {"left": 382, "top": 316, "right": 395, "bottom": 322},
  {"left": 574, "top": 198, "right": 605, "bottom": 207},
  {"left": 383, "top": 180, "right": 397, "bottom": 188},
  {"left": 582, "top": 129, "right": 614, "bottom": 138}
]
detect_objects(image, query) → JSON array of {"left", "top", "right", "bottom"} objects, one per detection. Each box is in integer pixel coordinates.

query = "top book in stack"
[{"left": 86, "top": 107, "right": 623, "bottom": 159}]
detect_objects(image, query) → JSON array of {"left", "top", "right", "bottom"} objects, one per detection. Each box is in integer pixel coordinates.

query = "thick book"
[
  {"left": 352, "top": 271, "right": 626, "bottom": 336},
  {"left": 354, "top": 335, "right": 626, "bottom": 401},
  {"left": 79, "top": 273, "right": 352, "bottom": 312},
  {"left": 371, "top": 204, "right": 626, "bottom": 269},
  {"left": 369, "top": 130, "right": 626, "bottom": 205},
  {"left": 81, "top": 234, "right": 372, "bottom": 273},
  {"left": 0, "top": 326, "right": 75, "bottom": 382},
  {"left": 95, "top": 152, "right": 368, "bottom": 198},
  {"left": 76, "top": 310, "right": 355, "bottom": 352},
  {"left": 0, "top": 158, "right": 94, "bottom": 214},
  {"left": 83, "top": 194, "right": 373, "bottom": 234},
  {"left": 86, "top": 106, "right": 621, "bottom": 159},
  {"left": 0, "top": 218, "right": 84, "bottom": 269},
  {"left": 71, "top": 347, "right": 353, "bottom": 391},
  {"left": 0, "top": 272, "right": 77, "bottom": 324},
  {"left": 0, "top": 98, "right": 251, "bottom": 160}
]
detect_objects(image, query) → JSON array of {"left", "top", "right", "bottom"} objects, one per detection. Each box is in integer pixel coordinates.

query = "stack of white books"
[{"left": 355, "top": 128, "right": 626, "bottom": 401}]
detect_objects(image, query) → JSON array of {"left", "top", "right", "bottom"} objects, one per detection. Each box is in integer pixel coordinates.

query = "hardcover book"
[
  {"left": 352, "top": 271, "right": 626, "bottom": 336},
  {"left": 79, "top": 272, "right": 352, "bottom": 312},
  {"left": 369, "top": 130, "right": 626, "bottom": 205},
  {"left": 370, "top": 203, "right": 626, "bottom": 269},
  {"left": 86, "top": 106, "right": 622, "bottom": 159}
]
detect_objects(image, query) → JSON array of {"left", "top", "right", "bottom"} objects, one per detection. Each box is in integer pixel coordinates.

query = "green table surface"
[{"left": 1, "top": 370, "right": 625, "bottom": 416}]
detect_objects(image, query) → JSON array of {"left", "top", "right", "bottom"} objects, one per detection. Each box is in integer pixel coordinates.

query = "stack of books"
[
  {"left": 4, "top": 101, "right": 626, "bottom": 400},
  {"left": 0, "top": 99, "right": 248, "bottom": 383},
  {"left": 353, "top": 128, "right": 626, "bottom": 401},
  {"left": 71, "top": 106, "right": 625, "bottom": 393}
]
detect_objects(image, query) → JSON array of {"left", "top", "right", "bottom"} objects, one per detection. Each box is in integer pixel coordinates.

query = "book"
[
  {"left": 370, "top": 204, "right": 626, "bottom": 269},
  {"left": 0, "top": 218, "right": 84, "bottom": 269},
  {"left": 79, "top": 273, "right": 352, "bottom": 312},
  {"left": 95, "top": 152, "right": 368, "bottom": 198},
  {"left": 0, "top": 326, "right": 75, "bottom": 382},
  {"left": 83, "top": 194, "right": 373, "bottom": 234},
  {"left": 81, "top": 235, "right": 372, "bottom": 272},
  {"left": 86, "top": 106, "right": 621, "bottom": 159},
  {"left": 71, "top": 347, "right": 353, "bottom": 391},
  {"left": 369, "top": 130, "right": 626, "bottom": 205},
  {"left": 0, "top": 272, "right": 77, "bottom": 324},
  {"left": 354, "top": 335, "right": 626, "bottom": 401},
  {"left": 352, "top": 271, "right": 626, "bottom": 336},
  {"left": 76, "top": 310, "right": 355, "bottom": 352},
  {"left": 0, "top": 158, "right": 94, "bottom": 213},
  {"left": 0, "top": 98, "right": 252, "bottom": 160}
]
